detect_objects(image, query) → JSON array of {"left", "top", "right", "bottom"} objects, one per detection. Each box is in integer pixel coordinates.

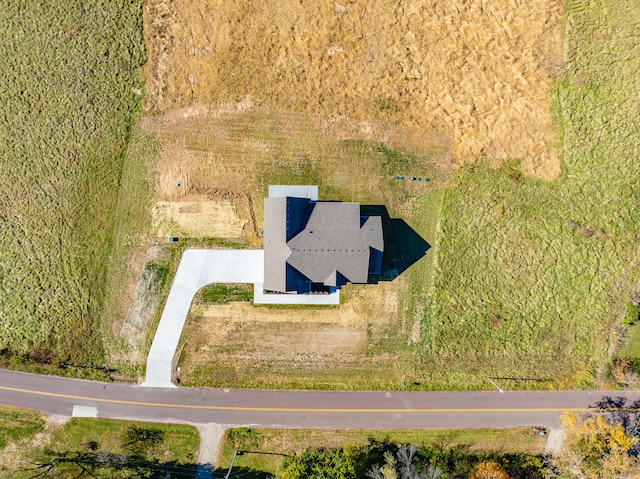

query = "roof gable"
[
  {"left": 287, "top": 202, "right": 380, "bottom": 286},
  {"left": 285, "top": 197, "right": 316, "bottom": 241}
]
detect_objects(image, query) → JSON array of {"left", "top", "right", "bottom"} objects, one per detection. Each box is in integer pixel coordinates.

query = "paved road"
[{"left": 2, "top": 369, "right": 639, "bottom": 429}]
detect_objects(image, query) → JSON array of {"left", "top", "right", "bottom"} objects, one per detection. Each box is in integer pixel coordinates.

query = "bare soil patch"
[
  {"left": 143, "top": 0, "right": 562, "bottom": 179},
  {"left": 198, "top": 310, "right": 368, "bottom": 355},
  {"left": 152, "top": 195, "right": 247, "bottom": 239},
  {"left": 118, "top": 246, "right": 163, "bottom": 365},
  {"left": 178, "top": 281, "right": 406, "bottom": 388},
  {"left": 110, "top": 245, "right": 150, "bottom": 339},
  {"left": 141, "top": 104, "right": 450, "bottom": 244}
]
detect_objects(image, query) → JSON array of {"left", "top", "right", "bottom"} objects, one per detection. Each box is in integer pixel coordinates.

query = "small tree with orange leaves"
[{"left": 469, "top": 460, "right": 511, "bottom": 479}]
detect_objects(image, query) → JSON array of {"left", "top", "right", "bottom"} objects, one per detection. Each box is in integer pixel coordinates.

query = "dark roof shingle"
[{"left": 263, "top": 191, "right": 383, "bottom": 293}]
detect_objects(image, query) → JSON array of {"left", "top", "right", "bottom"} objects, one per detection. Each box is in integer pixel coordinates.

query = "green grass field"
[
  {"left": 1, "top": 0, "right": 637, "bottom": 394},
  {"left": 0, "top": 406, "right": 44, "bottom": 451},
  {"left": 619, "top": 324, "right": 640, "bottom": 364},
  {"left": 410, "top": 0, "right": 640, "bottom": 390},
  {"left": 100, "top": 126, "right": 159, "bottom": 375},
  {"left": 0, "top": 2, "right": 146, "bottom": 369}
]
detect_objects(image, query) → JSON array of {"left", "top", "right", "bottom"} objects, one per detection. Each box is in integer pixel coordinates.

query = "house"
[{"left": 263, "top": 186, "right": 384, "bottom": 294}]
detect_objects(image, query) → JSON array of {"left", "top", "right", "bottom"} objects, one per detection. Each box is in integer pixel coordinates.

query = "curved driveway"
[
  {"left": 2, "top": 369, "right": 639, "bottom": 429},
  {"left": 143, "top": 249, "right": 339, "bottom": 388},
  {"left": 143, "top": 249, "right": 264, "bottom": 388}
]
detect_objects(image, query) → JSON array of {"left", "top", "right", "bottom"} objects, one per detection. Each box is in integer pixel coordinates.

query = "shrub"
[
  {"left": 469, "top": 460, "right": 511, "bottom": 479},
  {"left": 623, "top": 302, "right": 640, "bottom": 326}
]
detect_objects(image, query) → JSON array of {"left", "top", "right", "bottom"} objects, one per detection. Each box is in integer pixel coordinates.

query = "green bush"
[
  {"left": 277, "top": 443, "right": 544, "bottom": 479},
  {"left": 623, "top": 302, "right": 640, "bottom": 326},
  {"left": 8, "top": 353, "right": 29, "bottom": 368},
  {"left": 281, "top": 448, "right": 362, "bottom": 479},
  {"left": 143, "top": 262, "right": 170, "bottom": 294}
]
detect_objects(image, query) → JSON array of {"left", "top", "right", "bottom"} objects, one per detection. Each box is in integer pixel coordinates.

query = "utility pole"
[
  {"left": 224, "top": 450, "right": 242, "bottom": 479},
  {"left": 487, "top": 378, "right": 504, "bottom": 393}
]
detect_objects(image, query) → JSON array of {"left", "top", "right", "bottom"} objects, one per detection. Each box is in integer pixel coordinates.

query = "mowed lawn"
[
  {"left": 0, "top": 3, "right": 145, "bottom": 369},
  {"left": 412, "top": 0, "right": 640, "bottom": 390}
]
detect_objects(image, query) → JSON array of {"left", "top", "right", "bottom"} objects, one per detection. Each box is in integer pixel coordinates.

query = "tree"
[
  {"left": 424, "top": 465, "right": 444, "bottom": 479},
  {"left": 548, "top": 412, "right": 640, "bottom": 479},
  {"left": 469, "top": 460, "right": 511, "bottom": 479},
  {"left": 280, "top": 447, "right": 362, "bottom": 479},
  {"left": 22, "top": 450, "right": 150, "bottom": 479},
  {"left": 367, "top": 444, "right": 436, "bottom": 479},
  {"left": 367, "top": 451, "right": 398, "bottom": 479}
]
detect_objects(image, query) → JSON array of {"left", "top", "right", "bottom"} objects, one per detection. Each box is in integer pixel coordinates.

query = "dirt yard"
[
  {"left": 152, "top": 196, "right": 247, "bottom": 238},
  {"left": 177, "top": 281, "right": 409, "bottom": 388}
]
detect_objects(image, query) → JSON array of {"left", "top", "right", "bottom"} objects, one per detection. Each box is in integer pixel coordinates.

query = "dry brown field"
[
  {"left": 143, "top": 0, "right": 562, "bottom": 179},
  {"left": 178, "top": 281, "right": 410, "bottom": 388},
  {"left": 140, "top": 0, "right": 563, "bottom": 247}
]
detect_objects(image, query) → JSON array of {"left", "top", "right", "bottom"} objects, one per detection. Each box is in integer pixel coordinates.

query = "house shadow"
[{"left": 361, "top": 205, "right": 431, "bottom": 283}]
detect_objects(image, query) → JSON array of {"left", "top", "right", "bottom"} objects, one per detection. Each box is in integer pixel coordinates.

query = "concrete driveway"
[
  {"left": 142, "top": 249, "right": 339, "bottom": 387},
  {"left": 142, "top": 249, "right": 264, "bottom": 388}
]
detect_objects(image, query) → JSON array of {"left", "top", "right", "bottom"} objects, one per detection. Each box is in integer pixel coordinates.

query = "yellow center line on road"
[{"left": 0, "top": 385, "right": 607, "bottom": 413}]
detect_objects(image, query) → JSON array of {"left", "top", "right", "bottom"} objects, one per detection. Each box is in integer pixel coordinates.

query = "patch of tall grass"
[
  {"left": 0, "top": 2, "right": 146, "bottom": 365},
  {"left": 415, "top": 0, "right": 640, "bottom": 389},
  {"left": 0, "top": 406, "right": 44, "bottom": 450},
  {"left": 7, "top": 416, "right": 198, "bottom": 479}
]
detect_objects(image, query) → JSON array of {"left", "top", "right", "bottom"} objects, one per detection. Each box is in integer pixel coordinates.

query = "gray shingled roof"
[
  {"left": 263, "top": 197, "right": 290, "bottom": 292},
  {"left": 263, "top": 194, "right": 384, "bottom": 293}
]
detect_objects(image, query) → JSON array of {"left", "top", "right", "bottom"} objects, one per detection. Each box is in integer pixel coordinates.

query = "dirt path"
[
  {"left": 119, "top": 246, "right": 162, "bottom": 366},
  {"left": 195, "top": 423, "right": 225, "bottom": 478},
  {"left": 545, "top": 429, "right": 564, "bottom": 454}
]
